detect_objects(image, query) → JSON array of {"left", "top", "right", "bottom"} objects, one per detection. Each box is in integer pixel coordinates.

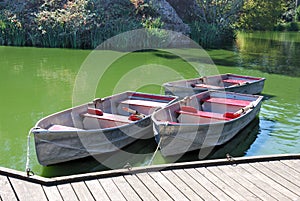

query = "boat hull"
[
  {"left": 163, "top": 74, "right": 265, "bottom": 98},
  {"left": 34, "top": 118, "right": 151, "bottom": 166},
  {"left": 152, "top": 91, "right": 263, "bottom": 157},
  {"left": 32, "top": 91, "right": 177, "bottom": 166}
]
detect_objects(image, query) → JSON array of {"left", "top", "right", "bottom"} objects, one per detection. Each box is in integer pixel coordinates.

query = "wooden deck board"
[
  {"left": 99, "top": 177, "right": 126, "bottom": 201},
  {"left": 220, "top": 165, "right": 277, "bottom": 201},
  {"left": 245, "top": 163, "right": 299, "bottom": 200},
  {"left": 197, "top": 167, "right": 248, "bottom": 201},
  {"left": 283, "top": 160, "right": 300, "bottom": 172},
  {"left": 268, "top": 161, "right": 300, "bottom": 187},
  {"left": 186, "top": 168, "right": 233, "bottom": 200},
  {"left": 207, "top": 166, "right": 260, "bottom": 200},
  {"left": 172, "top": 169, "right": 217, "bottom": 200},
  {"left": 123, "top": 174, "right": 158, "bottom": 201},
  {"left": 161, "top": 170, "right": 203, "bottom": 200},
  {"left": 251, "top": 162, "right": 300, "bottom": 197},
  {"left": 43, "top": 185, "right": 63, "bottom": 201},
  {"left": 71, "top": 181, "right": 95, "bottom": 201},
  {"left": 9, "top": 177, "right": 47, "bottom": 201},
  {"left": 148, "top": 171, "right": 189, "bottom": 201},
  {"left": 57, "top": 183, "right": 79, "bottom": 201},
  {"left": 237, "top": 163, "right": 289, "bottom": 200},
  {"left": 136, "top": 172, "right": 173, "bottom": 201},
  {"left": 112, "top": 176, "right": 142, "bottom": 201},
  {"left": 1, "top": 155, "right": 300, "bottom": 200},
  {"left": 85, "top": 179, "right": 110, "bottom": 201},
  {"left": 0, "top": 175, "right": 17, "bottom": 201}
]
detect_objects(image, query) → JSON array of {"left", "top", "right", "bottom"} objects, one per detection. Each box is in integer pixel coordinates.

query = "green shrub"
[
  {"left": 296, "top": 6, "right": 300, "bottom": 22},
  {"left": 274, "top": 23, "right": 285, "bottom": 31},
  {"left": 190, "top": 21, "right": 236, "bottom": 48},
  {"left": 286, "top": 22, "right": 299, "bottom": 31}
]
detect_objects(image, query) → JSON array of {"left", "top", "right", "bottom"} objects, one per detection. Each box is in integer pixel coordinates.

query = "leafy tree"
[
  {"left": 237, "top": 0, "right": 285, "bottom": 30},
  {"left": 190, "top": 0, "right": 244, "bottom": 48}
]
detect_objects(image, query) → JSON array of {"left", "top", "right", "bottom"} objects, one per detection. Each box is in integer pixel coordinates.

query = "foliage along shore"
[{"left": 0, "top": 0, "right": 299, "bottom": 49}]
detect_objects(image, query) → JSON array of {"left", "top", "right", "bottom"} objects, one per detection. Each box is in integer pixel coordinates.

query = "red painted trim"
[{"left": 229, "top": 74, "right": 262, "bottom": 80}]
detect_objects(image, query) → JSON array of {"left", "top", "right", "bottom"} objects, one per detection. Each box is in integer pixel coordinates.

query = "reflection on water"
[
  {"left": 235, "top": 32, "right": 300, "bottom": 77},
  {"left": 251, "top": 98, "right": 300, "bottom": 155}
]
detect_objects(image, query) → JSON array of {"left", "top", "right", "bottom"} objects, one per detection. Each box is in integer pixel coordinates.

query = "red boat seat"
[
  {"left": 176, "top": 107, "right": 231, "bottom": 121},
  {"left": 204, "top": 98, "right": 251, "bottom": 107}
]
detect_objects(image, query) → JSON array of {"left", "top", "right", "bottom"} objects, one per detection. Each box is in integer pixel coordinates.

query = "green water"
[{"left": 0, "top": 31, "right": 299, "bottom": 177}]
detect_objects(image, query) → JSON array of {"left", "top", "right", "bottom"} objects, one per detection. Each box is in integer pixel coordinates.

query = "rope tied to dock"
[{"left": 25, "top": 127, "right": 36, "bottom": 177}]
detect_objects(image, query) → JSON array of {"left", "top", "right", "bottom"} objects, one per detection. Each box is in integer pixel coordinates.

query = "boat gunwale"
[
  {"left": 33, "top": 91, "right": 178, "bottom": 133},
  {"left": 163, "top": 73, "right": 265, "bottom": 88}
]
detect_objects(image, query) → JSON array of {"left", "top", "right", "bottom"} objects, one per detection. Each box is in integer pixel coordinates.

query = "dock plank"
[
  {"left": 85, "top": 179, "right": 110, "bottom": 201},
  {"left": 237, "top": 163, "right": 288, "bottom": 200},
  {"left": 172, "top": 169, "right": 217, "bottom": 200},
  {"left": 9, "top": 177, "right": 47, "bottom": 201},
  {"left": 219, "top": 165, "right": 277, "bottom": 201},
  {"left": 124, "top": 174, "right": 157, "bottom": 201},
  {"left": 252, "top": 162, "right": 300, "bottom": 196},
  {"left": 112, "top": 176, "right": 142, "bottom": 201},
  {"left": 207, "top": 166, "right": 260, "bottom": 200},
  {"left": 197, "top": 167, "right": 248, "bottom": 201},
  {"left": 43, "top": 185, "right": 63, "bottom": 201},
  {"left": 99, "top": 177, "right": 126, "bottom": 201},
  {"left": 268, "top": 161, "right": 300, "bottom": 187},
  {"left": 282, "top": 160, "right": 300, "bottom": 173},
  {"left": 186, "top": 168, "right": 233, "bottom": 200},
  {"left": 71, "top": 181, "right": 95, "bottom": 201},
  {"left": 148, "top": 171, "right": 189, "bottom": 201},
  {"left": 245, "top": 163, "right": 299, "bottom": 200},
  {"left": 0, "top": 175, "right": 17, "bottom": 201},
  {"left": 1, "top": 155, "right": 300, "bottom": 201},
  {"left": 57, "top": 183, "right": 79, "bottom": 201},
  {"left": 136, "top": 172, "right": 173, "bottom": 201},
  {"left": 161, "top": 170, "right": 203, "bottom": 200}
]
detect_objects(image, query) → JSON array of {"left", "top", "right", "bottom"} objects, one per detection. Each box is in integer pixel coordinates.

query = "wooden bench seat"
[
  {"left": 176, "top": 109, "right": 231, "bottom": 121},
  {"left": 48, "top": 124, "right": 83, "bottom": 131},
  {"left": 82, "top": 112, "right": 133, "bottom": 123},
  {"left": 120, "top": 99, "right": 167, "bottom": 108},
  {"left": 223, "top": 79, "right": 247, "bottom": 85},
  {"left": 193, "top": 84, "right": 223, "bottom": 89},
  {"left": 204, "top": 97, "right": 251, "bottom": 107}
]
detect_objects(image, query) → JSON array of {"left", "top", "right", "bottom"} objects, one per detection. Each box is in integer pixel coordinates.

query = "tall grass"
[{"left": 190, "top": 21, "right": 236, "bottom": 48}]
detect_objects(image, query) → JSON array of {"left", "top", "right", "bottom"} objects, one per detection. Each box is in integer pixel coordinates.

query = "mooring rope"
[
  {"left": 25, "top": 127, "right": 35, "bottom": 177},
  {"left": 148, "top": 135, "right": 163, "bottom": 166}
]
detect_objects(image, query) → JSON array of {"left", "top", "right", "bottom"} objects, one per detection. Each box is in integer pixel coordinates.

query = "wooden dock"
[{"left": 1, "top": 154, "right": 300, "bottom": 201}]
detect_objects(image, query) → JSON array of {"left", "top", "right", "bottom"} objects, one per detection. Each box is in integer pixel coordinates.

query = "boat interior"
[
  {"left": 153, "top": 91, "right": 258, "bottom": 124},
  {"left": 39, "top": 92, "right": 176, "bottom": 131}
]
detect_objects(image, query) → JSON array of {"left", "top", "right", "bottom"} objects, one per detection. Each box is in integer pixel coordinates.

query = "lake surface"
[{"left": 0, "top": 31, "right": 299, "bottom": 177}]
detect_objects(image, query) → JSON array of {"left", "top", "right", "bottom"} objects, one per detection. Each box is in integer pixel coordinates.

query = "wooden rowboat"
[
  {"left": 31, "top": 91, "right": 177, "bottom": 166},
  {"left": 151, "top": 90, "right": 263, "bottom": 157},
  {"left": 163, "top": 73, "right": 265, "bottom": 98}
]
